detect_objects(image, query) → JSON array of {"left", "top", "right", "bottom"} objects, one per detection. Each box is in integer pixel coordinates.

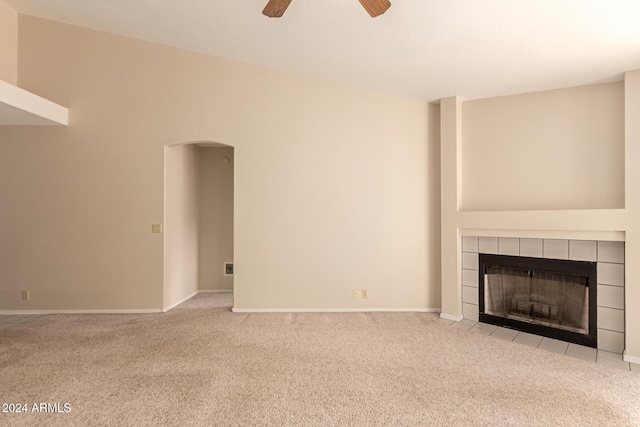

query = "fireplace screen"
[
  {"left": 479, "top": 254, "right": 597, "bottom": 347},
  {"left": 484, "top": 267, "right": 588, "bottom": 334}
]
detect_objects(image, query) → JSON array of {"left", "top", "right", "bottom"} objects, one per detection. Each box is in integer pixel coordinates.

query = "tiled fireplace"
[{"left": 461, "top": 237, "right": 625, "bottom": 354}]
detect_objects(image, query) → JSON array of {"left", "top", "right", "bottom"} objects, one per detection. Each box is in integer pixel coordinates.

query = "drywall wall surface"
[
  {"left": 462, "top": 83, "right": 624, "bottom": 211},
  {"left": 164, "top": 144, "right": 199, "bottom": 310},
  {"left": 624, "top": 71, "right": 640, "bottom": 360},
  {"left": 0, "top": 1, "right": 17, "bottom": 84},
  {"left": 426, "top": 103, "right": 442, "bottom": 309},
  {"left": 440, "top": 97, "right": 461, "bottom": 318},
  {"left": 198, "top": 146, "right": 234, "bottom": 292},
  {"left": 0, "top": 16, "right": 438, "bottom": 311}
]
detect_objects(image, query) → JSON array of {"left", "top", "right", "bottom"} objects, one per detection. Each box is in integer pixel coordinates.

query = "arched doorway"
[{"left": 163, "top": 141, "right": 234, "bottom": 311}]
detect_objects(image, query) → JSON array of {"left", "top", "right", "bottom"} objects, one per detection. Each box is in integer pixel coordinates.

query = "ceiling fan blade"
[
  {"left": 358, "top": 0, "right": 391, "bottom": 17},
  {"left": 263, "top": 0, "right": 293, "bottom": 18}
]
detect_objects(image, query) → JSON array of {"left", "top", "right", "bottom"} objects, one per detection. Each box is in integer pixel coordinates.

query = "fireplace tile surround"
[{"left": 461, "top": 236, "right": 625, "bottom": 354}]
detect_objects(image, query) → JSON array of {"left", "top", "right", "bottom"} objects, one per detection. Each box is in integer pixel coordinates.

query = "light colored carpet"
[{"left": 0, "top": 293, "right": 639, "bottom": 426}]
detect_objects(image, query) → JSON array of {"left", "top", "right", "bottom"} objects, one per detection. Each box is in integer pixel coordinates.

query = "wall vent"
[{"left": 224, "top": 262, "right": 234, "bottom": 276}]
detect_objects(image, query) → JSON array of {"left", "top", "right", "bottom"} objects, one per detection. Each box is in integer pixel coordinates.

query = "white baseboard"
[
  {"left": 440, "top": 313, "right": 464, "bottom": 322},
  {"left": 0, "top": 309, "right": 162, "bottom": 315},
  {"left": 1, "top": 293, "right": 441, "bottom": 317},
  {"left": 623, "top": 350, "right": 640, "bottom": 364},
  {"left": 232, "top": 308, "right": 441, "bottom": 313},
  {"left": 198, "top": 290, "right": 233, "bottom": 293},
  {"left": 162, "top": 291, "right": 199, "bottom": 312}
]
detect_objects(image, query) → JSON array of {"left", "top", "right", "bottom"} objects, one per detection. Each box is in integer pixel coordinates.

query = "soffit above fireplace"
[{"left": 0, "top": 80, "right": 68, "bottom": 126}]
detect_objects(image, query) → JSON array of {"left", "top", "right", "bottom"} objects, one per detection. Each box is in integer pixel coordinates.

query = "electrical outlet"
[
  {"left": 353, "top": 289, "right": 359, "bottom": 298},
  {"left": 151, "top": 224, "right": 162, "bottom": 234},
  {"left": 22, "top": 291, "right": 29, "bottom": 301},
  {"left": 362, "top": 289, "right": 368, "bottom": 299}
]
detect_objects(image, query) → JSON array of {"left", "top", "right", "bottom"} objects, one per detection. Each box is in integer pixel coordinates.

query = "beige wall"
[
  {"left": 427, "top": 104, "right": 442, "bottom": 309},
  {"left": 624, "top": 71, "right": 640, "bottom": 361},
  {"left": 0, "top": 16, "right": 440, "bottom": 311},
  {"left": 164, "top": 144, "right": 200, "bottom": 310},
  {"left": 462, "top": 83, "right": 624, "bottom": 211},
  {"left": 440, "top": 97, "right": 461, "bottom": 319},
  {"left": 198, "top": 146, "right": 234, "bottom": 292},
  {"left": 0, "top": 1, "right": 17, "bottom": 84}
]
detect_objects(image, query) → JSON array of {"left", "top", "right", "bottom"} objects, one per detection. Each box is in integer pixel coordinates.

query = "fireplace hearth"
[{"left": 479, "top": 254, "right": 597, "bottom": 348}]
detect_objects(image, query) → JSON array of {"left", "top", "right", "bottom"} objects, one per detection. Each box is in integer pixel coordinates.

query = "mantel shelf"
[{"left": 457, "top": 208, "right": 627, "bottom": 242}]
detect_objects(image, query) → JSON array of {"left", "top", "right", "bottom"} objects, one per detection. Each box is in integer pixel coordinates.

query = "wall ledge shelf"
[
  {"left": 0, "top": 80, "right": 68, "bottom": 126},
  {"left": 458, "top": 208, "right": 627, "bottom": 242}
]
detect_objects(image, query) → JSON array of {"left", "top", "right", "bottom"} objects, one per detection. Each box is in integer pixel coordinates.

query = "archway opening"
[{"left": 164, "top": 141, "right": 234, "bottom": 311}]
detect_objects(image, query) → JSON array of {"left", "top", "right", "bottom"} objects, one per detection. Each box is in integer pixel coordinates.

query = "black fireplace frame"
[{"left": 478, "top": 254, "right": 597, "bottom": 348}]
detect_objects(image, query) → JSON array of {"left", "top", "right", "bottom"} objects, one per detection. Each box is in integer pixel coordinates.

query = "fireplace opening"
[{"left": 479, "top": 254, "right": 597, "bottom": 348}]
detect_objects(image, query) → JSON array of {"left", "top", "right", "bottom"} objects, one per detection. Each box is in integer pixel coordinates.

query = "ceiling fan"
[{"left": 262, "top": 0, "right": 391, "bottom": 18}]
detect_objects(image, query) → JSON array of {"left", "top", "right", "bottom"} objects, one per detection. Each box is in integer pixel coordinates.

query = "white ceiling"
[{"left": 4, "top": 0, "right": 640, "bottom": 101}]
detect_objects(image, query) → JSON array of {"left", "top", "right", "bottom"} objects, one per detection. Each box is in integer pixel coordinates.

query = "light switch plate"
[{"left": 151, "top": 224, "right": 162, "bottom": 234}]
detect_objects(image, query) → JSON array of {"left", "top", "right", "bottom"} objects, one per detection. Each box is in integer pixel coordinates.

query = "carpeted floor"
[{"left": 1, "top": 293, "right": 639, "bottom": 426}]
